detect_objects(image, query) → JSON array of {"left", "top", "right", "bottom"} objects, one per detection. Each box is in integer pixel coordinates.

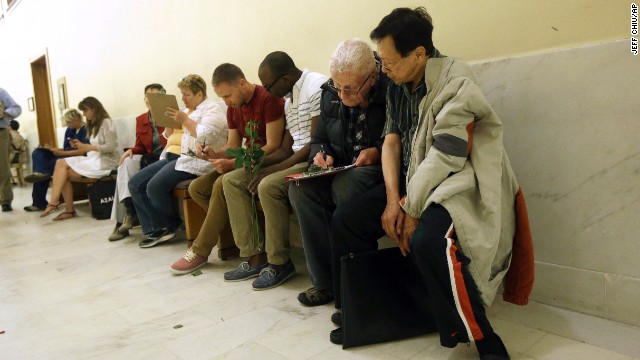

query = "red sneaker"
[{"left": 170, "top": 249, "right": 208, "bottom": 275}]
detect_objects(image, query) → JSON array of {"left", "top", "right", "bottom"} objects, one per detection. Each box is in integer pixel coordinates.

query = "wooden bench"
[{"left": 172, "top": 179, "right": 239, "bottom": 260}]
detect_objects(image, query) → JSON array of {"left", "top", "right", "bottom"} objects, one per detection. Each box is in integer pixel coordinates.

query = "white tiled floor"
[{"left": 1, "top": 186, "right": 639, "bottom": 359}]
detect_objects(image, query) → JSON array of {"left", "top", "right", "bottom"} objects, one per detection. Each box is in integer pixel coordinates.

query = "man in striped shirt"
[{"left": 223, "top": 52, "right": 327, "bottom": 290}]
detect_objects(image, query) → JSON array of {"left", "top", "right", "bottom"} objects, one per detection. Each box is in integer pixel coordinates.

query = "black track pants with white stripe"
[{"left": 409, "top": 203, "right": 495, "bottom": 348}]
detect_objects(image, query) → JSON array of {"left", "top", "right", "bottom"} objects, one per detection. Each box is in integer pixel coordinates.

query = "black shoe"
[
  {"left": 478, "top": 333, "right": 510, "bottom": 360},
  {"left": 24, "top": 205, "right": 45, "bottom": 212},
  {"left": 1, "top": 204, "right": 13, "bottom": 212},
  {"left": 138, "top": 228, "right": 176, "bottom": 248},
  {"left": 329, "top": 327, "right": 343, "bottom": 345},
  {"left": 298, "top": 287, "right": 334, "bottom": 306},
  {"left": 331, "top": 309, "right": 342, "bottom": 326},
  {"left": 24, "top": 172, "right": 52, "bottom": 183}
]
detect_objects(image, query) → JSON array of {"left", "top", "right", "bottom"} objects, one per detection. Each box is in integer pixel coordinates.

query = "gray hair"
[{"left": 329, "top": 39, "right": 376, "bottom": 79}]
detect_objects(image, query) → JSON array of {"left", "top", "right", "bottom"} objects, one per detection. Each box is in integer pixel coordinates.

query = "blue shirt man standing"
[{"left": 0, "top": 87, "right": 22, "bottom": 212}]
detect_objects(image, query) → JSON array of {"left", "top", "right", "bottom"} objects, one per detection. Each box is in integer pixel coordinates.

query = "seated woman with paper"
[
  {"left": 24, "top": 109, "right": 88, "bottom": 212},
  {"left": 128, "top": 74, "right": 228, "bottom": 248},
  {"left": 40, "top": 97, "right": 119, "bottom": 221}
]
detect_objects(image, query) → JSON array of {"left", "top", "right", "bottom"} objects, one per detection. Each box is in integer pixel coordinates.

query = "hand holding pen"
[{"left": 313, "top": 144, "right": 334, "bottom": 169}]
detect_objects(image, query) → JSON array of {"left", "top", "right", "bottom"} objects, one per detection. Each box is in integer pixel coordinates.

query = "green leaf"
[
  {"left": 234, "top": 156, "right": 244, "bottom": 169},
  {"left": 225, "top": 148, "right": 240, "bottom": 157},
  {"left": 253, "top": 149, "right": 265, "bottom": 158},
  {"left": 190, "top": 270, "right": 203, "bottom": 276}
]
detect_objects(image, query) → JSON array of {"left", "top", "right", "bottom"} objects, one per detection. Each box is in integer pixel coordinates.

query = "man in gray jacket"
[{"left": 330, "top": 7, "right": 534, "bottom": 359}]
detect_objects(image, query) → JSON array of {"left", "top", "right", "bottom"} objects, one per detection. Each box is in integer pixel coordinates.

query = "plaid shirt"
[
  {"left": 383, "top": 48, "right": 442, "bottom": 179},
  {"left": 344, "top": 108, "right": 370, "bottom": 163}
]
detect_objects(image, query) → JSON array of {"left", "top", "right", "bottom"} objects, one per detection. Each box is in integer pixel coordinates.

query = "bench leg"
[{"left": 218, "top": 222, "right": 239, "bottom": 260}]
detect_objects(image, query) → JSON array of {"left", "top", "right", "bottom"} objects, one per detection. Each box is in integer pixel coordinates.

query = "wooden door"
[{"left": 30, "top": 55, "right": 56, "bottom": 147}]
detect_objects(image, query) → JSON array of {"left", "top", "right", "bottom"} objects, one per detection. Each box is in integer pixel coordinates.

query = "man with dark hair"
[
  {"left": 211, "top": 63, "right": 246, "bottom": 87},
  {"left": 222, "top": 51, "right": 326, "bottom": 289},
  {"left": 169, "top": 63, "right": 286, "bottom": 275},
  {"left": 326, "top": 6, "right": 533, "bottom": 359},
  {"left": 107, "top": 83, "right": 168, "bottom": 241}
]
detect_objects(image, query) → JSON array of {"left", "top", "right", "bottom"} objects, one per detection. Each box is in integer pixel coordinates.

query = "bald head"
[
  {"left": 259, "top": 51, "right": 298, "bottom": 76},
  {"left": 258, "top": 51, "right": 302, "bottom": 98}
]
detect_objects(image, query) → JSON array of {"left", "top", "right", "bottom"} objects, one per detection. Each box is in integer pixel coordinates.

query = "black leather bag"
[
  {"left": 140, "top": 153, "right": 160, "bottom": 169},
  {"left": 340, "top": 247, "right": 438, "bottom": 348},
  {"left": 87, "top": 180, "right": 116, "bottom": 220}
]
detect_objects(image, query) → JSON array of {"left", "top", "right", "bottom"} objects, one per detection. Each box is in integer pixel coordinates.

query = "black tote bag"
[
  {"left": 340, "top": 247, "right": 438, "bottom": 348},
  {"left": 87, "top": 180, "right": 116, "bottom": 220}
]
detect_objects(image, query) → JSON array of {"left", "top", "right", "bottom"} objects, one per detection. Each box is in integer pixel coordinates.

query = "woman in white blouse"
[
  {"left": 41, "top": 98, "right": 119, "bottom": 220},
  {"left": 128, "top": 74, "right": 228, "bottom": 247}
]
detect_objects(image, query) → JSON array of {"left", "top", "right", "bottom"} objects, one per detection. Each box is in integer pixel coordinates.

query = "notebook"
[{"left": 147, "top": 93, "right": 182, "bottom": 128}]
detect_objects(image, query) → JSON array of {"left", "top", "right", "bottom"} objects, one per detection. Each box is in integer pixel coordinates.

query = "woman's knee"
[{"left": 54, "top": 158, "right": 68, "bottom": 168}]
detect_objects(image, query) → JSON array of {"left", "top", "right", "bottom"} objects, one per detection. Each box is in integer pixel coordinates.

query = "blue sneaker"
[
  {"left": 252, "top": 260, "right": 296, "bottom": 291},
  {"left": 224, "top": 262, "right": 268, "bottom": 282}
]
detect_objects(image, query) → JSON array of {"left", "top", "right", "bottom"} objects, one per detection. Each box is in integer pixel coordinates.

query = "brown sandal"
[
  {"left": 40, "top": 203, "right": 60, "bottom": 218},
  {"left": 53, "top": 210, "right": 77, "bottom": 221}
]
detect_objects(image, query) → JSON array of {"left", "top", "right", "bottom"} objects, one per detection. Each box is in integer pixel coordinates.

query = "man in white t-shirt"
[{"left": 222, "top": 52, "right": 327, "bottom": 290}]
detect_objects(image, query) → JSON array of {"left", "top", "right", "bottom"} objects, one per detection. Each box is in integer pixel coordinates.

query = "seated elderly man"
[
  {"left": 288, "top": 39, "right": 389, "bottom": 307},
  {"left": 222, "top": 51, "right": 326, "bottom": 290}
]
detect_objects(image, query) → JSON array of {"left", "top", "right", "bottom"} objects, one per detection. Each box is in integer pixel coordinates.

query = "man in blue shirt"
[{"left": 0, "top": 87, "right": 22, "bottom": 212}]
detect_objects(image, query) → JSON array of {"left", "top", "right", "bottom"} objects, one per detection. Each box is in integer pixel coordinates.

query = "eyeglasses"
[
  {"left": 329, "top": 68, "right": 375, "bottom": 96},
  {"left": 381, "top": 53, "right": 412, "bottom": 72},
  {"left": 263, "top": 74, "right": 285, "bottom": 93}
]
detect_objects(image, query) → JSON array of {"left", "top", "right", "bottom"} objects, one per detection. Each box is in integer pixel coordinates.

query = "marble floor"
[{"left": 1, "top": 185, "right": 639, "bottom": 360}]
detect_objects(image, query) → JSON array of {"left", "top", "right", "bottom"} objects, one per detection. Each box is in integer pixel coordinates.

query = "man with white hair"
[{"left": 289, "top": 39, "right": 389, "bottom": 309}]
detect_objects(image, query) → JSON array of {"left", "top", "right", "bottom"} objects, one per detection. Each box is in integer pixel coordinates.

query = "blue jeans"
[
  {"left": 128, "top": 154, "right": 194, "bottom": 234},
  {"left": 31, "top": 148, "right": 61, "bottom": 208},
  {"left": 288, "top": 166, "right": 384, "bottom": 292}
]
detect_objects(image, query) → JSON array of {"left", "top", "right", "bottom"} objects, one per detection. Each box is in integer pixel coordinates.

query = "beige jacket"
[{"left": 401, "top": 57, "right": 534, "bottom": 306}]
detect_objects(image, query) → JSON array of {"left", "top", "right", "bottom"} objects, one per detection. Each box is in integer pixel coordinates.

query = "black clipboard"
[
  {"left": 147, "top": 93, "right": 182, "bottom": 128},
  {"left": 285, "top": 164, "right": 355, "bottom": 181}
]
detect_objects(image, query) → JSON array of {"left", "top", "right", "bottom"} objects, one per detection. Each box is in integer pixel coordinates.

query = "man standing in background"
[{"left": 0, "top": 87, "right": 22, "bottom": 212}]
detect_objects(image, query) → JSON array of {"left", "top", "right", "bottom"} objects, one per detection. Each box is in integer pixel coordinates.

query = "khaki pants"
[
  {"left": 0, "top": 129, "right": 13, "bottom": 205},
  {"left": 223, "top": 162, "right": 307, "bottom": 265},
  {"left": 188, "top": 170, "right": 234, "bottom": 257}
]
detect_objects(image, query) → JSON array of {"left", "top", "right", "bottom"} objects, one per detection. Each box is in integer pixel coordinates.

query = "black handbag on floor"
[
  {"left": 340, "top": 247, "right": 438, "bottom": 348},
  {"left": 87, "top": 179, "right": 116, "bottom": 220}
]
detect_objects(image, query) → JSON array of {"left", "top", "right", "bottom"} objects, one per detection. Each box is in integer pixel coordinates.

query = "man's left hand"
[
  {"left": 399, "top": 215, "right": 419, "bottom": 256},
  {"left": 354, "top": 147, "right": 380, "bottom": 167},
  {"left": 247, "top": 168, "right": 274, "bottom": 194},
  {"left": 211, "top": 158, "right": 235, "bottom": 174}
]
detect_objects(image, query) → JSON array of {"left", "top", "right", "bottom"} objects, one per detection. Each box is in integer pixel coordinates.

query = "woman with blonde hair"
[
  {"left": 128, "top": 74, "right": 228, "bottom": 247},
  {"left": 40, "top": 97, "right": 119, "bottom": 220},
  {"left": 23, "top": 108, "right": 88, "bottom": 211}
]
